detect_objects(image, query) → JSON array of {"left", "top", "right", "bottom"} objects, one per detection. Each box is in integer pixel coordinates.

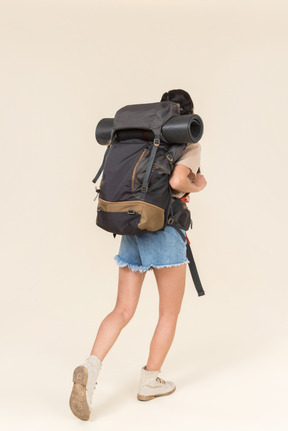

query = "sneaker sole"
[
  {"left": 69, "top": 366, "right": 90, "bottom": 421},
  {"left": 137, "top": 386, "right": 176, "bottom": 401}
]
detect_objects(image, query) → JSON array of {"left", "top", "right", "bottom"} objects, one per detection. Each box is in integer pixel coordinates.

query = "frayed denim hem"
[
  {"left": 114, "top": 255, "right": 189, "bottom": 272},
  {"left": 114, "top": 255, "right": 150, "bottom": 273},
  {"left": 150, "top": 259, "right": 189, "bottom": 270}
]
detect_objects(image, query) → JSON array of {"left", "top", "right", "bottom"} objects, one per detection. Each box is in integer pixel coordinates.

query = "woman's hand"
[
  {"left": 193, "top": 173, "right": 207, "bottom": 191},
  {"left": 169, "top": 164, "right": 207, "bottom": 193}
]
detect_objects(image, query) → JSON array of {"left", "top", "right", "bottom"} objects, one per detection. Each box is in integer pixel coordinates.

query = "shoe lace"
[{"left": 156, "top": 377, "right": 166, "bottom": 384}]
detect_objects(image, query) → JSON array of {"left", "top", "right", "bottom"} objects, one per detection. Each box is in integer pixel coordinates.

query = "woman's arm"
[{"left": 169, "top": 164, "right": 207, "bottom": 193}]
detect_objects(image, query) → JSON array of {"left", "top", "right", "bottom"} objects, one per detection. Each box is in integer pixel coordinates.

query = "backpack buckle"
[
  {"left": 166, "top": 154, "right": 173, "bottom": 162},
  {"left": 167, "top": 218, "right": 174, "bottom": 225},
  {"left": 93, "top": 187, "right": 101, "bottom": 202},
  {"left": 153, "top": 138, "right": 160, "bottom": 146}
]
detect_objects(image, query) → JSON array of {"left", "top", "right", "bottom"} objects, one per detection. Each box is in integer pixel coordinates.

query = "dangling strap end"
[{"left": 186, "top": 243, "right": 205, "bottom": 297}]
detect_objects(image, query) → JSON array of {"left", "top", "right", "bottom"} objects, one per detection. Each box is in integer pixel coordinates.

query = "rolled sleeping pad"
[
  {"left": 162, "top": 114, "right": 204, "bottom": 144},
  {"left": 95, "top": 114, "right": 204, "bottom": 145},
  {"left": 95, "top": 118, "right": 114, "bottom": 145}
]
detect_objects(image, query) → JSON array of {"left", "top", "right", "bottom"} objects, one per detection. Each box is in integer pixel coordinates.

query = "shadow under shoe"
[{"left": 137, "top": 365, "right": 176, "bottom": 401}]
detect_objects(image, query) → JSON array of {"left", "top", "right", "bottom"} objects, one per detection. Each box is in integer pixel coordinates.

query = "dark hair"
[{"left": 160, "top": 89, "right": 194, "bottom": 115}]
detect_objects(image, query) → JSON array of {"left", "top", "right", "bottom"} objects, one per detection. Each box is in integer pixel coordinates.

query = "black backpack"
[{"left": 92, "top": 101, "right": 205, "bottom": 297}]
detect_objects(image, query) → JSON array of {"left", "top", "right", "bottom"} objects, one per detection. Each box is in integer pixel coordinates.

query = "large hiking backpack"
[{"left": 92, "top": 101, "right": 205, "bottom": 297}]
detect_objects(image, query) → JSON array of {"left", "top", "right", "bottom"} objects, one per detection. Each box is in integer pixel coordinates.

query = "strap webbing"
[
  {"left": 171, "top": 223, "right": 187, "bottom": 242},
  {"left": 186, "top": 243, "right": 205, "bottom": 296},
  {"left": 140, "top": 138, "right": 160, "bottom": 199},
  {"left": 147, "top": 175, "right": 167, "bottom": 193},
  {"left": 171, "top": 223, "right": 205, "bottom": 297},
  {"left": 92, "top": 143, "right": 112, "bottom": 184}
]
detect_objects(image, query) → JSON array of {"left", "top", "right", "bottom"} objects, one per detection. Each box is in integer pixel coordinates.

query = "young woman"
[{"left": 69, "top": 89, "right": 207, "bottom": 421}]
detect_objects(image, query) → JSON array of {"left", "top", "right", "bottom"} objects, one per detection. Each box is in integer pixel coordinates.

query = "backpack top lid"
[{"left": 112, "top": 101, "right": 181, "bottom": 139}]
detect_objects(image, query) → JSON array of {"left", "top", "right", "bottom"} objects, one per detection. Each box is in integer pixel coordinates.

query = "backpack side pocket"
[{"left": 171, "top": 198, "right": 192, "bottom": 231}]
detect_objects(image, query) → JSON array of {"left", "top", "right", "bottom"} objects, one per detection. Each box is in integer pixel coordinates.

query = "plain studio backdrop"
[{"left": 0, "top": 0, "right": 287, "bottom": 430}]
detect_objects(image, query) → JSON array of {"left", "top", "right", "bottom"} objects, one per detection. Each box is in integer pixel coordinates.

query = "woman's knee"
[
  {"left": 158, "top": 312, "right": 179, "bottom": 326},
  {"left": 112, "top": 306, "right": 135, "bottom": 326}
]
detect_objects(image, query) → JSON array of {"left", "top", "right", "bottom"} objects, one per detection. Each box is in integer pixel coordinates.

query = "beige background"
[{"left": 1, "top": 0, "right": 288, "bottom": 429}]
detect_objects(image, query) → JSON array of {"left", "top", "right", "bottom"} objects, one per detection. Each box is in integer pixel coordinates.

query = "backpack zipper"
[{"left": 131, "top": 148, "right": 147, "bottom": 189}]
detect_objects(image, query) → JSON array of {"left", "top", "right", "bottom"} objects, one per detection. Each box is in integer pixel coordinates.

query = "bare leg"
[
  {"left": 146, "top": 264, "right": 186, "bottom": 371},
  {"left": 90, "top": 267, "right": 146, "bottom": 361}
]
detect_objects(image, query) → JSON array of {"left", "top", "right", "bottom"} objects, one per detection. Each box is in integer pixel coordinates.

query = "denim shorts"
[{"left": 114, "top": 225, "right": 189, "bottom": 272}]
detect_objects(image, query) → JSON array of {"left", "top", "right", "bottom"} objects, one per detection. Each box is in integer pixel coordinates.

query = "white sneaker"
[
  {"left": 137, "top": 365, "right": 176, "bottom": 401},
  {"left": 69, "top": 355, "right": 102, "bottom": 421}
]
